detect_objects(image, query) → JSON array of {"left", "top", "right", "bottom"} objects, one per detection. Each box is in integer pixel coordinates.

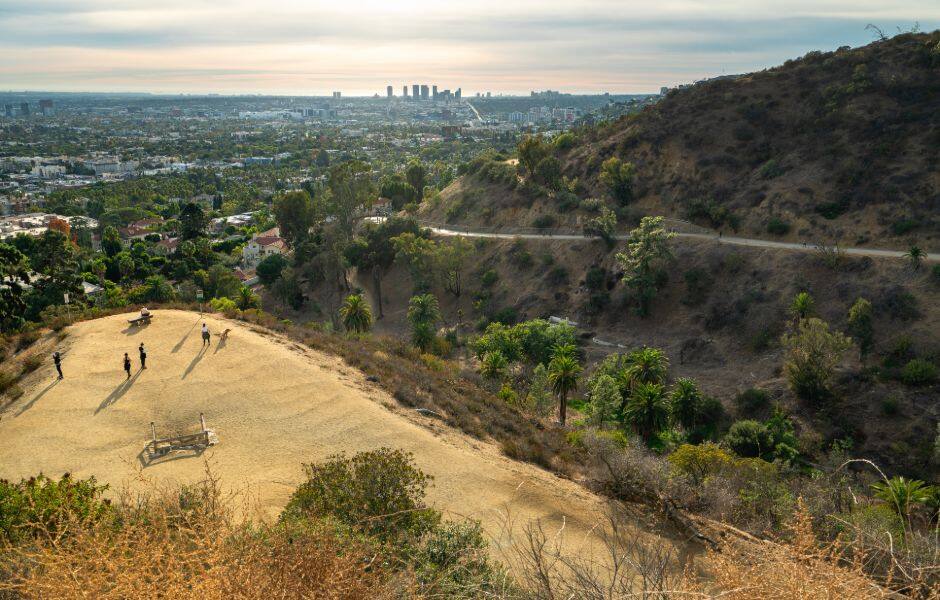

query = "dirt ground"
[{"left": 0, "top": 309, "right": 682, "bottom": 566}]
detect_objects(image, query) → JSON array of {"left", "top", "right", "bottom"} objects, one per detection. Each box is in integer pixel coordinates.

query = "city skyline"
[{"left": 1, "top": 1, "right": 938, "bottom": 95}]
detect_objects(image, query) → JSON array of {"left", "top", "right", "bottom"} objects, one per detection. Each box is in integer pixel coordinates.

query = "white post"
[
  {"left": 150, "top": 422, "right": 157, "bottom": 444},
  {"left": 200, "top": 413, "right": 207, "bottom": 433}
]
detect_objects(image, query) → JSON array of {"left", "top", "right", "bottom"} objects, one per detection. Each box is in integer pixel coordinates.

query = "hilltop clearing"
[{"left": 0, "top": 310, "right": 681, "bottom": 564}]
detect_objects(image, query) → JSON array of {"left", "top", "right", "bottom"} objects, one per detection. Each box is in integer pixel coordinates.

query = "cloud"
[{"left": 0, "top": 0, "right": 937, "bottom": 93}]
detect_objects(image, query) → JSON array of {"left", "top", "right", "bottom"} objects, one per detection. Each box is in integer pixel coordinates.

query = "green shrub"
[
  {"left": 900, "top": 358, "right": 938, "bottom": 386},
  {"left": 531, "top": 214, "right": 557, "bottom": 230},
  {"left": 724, "top": 420, "right": 771, "bottom": 458},
  {"left": 284, "top": 448, "right": 439, "bottom": 542},
  {"left": 546, "top": 266, "right": 568, "bottom": 286},
  {"left": 682, "top": 268, "right": 713, "bottom": 306},
  {"left": 766, "top": 217, "right": 791, "bottom": 236},
  {"left": 735, "top": 388, "right": 770, "bottom": 414},
  {"left": 0, "top": 474, "right": 110, "bottom": 545},
  {"left": 881, "top": 395, "right": 900, "bottom": 416},
  {"left": 480, "top": 269, "right": 499, "bottom": 288},
  {"left": 0, "top": 370, "right": 19, "bottom": 394},
  {"left": 891, "top": 219, "right": 918, "bottom": 235},
  {"left": 15, "top": 329, "right": 41, "bottom": 352}
]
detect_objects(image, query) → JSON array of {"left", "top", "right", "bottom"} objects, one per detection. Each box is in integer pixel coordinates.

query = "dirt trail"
[{"left": 0, "top": 310, "right": 681, "bottom": 566}]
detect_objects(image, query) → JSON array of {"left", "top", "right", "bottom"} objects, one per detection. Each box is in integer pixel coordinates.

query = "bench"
[
  {"left": 127, "top": 314, "right": 153, "bottom": 326},
  {"left": 146, "top": 414, "right": 218, "bottom": 458}
]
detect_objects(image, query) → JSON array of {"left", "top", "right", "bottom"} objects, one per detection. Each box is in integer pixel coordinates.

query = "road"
[{"left": 418, "top": 223, "right": 940, "bottom": 263}]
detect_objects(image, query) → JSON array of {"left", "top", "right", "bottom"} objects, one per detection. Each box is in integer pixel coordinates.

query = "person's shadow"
[
  {"left": 213, "top": 335, "right": 228, "bottom": 354},
  {"left": 15, "top": 379, "right": 60, "bottom": 416},
  {"left": 181, "top": 345, "right": 208, "bottom": 380},
  {"left": 172, "top": 319, "right": 200, "bottom": 354},
  {"left": 96, "top": 370, "right": 142, "bottom": 414}
]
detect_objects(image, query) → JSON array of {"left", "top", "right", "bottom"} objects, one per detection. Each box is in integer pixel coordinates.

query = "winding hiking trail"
[
  {"left": 375, "top": 217, "right": 938, "bottom": 262},
  {"left": 0, "top": 310, "right": 683, "bottom": 569}
]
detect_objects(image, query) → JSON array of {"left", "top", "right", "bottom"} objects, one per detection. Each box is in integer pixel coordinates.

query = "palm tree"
[
  {"left": 340, "top": 294, "right": 373, "bottom": 334},
  {"left": 548, "top": 354, "right": 581, "bottom": 426},
  {"left": 906, "top": 246, "right": 926, "bottom": 270},
  {"left": 669, "top": 378, "right": 702, "bottom": 431},
  {"left": 619, "top": 347, "right": 668, "bottom": 413},
  {"left": 236, "top": 286, "right": 260, "bottom": 310},
  {"left": 623, "top": 382, "right": 670, "bottom": 444},
  {"left": 480, "top": 350, "right": 508, "bottom": 380},
  {"left": 789, "top": 292, "right": 815, "bottom": 320},
  {"left": 871, "top": 476, "right": 933, "bottom": 524},
  {"left": 551, "top": 343, "right": 578, "bottom": 360},
  {"left": 407, "top": 294, "right": 440, "bottom": 350}
]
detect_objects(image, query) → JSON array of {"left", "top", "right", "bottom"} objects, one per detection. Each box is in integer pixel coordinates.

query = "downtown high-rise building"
[
  {"left": 432, "top": 85, "right": 438, "bottom": 100},
  {"left": 412, "top": 84, "right": 420, "bottom": 99},
  {"left": 402, "top": 85, "right": 408, "bottom": 97},
  {"left": 420, "top": 85, "right": 429, "bottom": 101},
  {"left": 386, "top": 86, "right": 393, "bottom": 98}
]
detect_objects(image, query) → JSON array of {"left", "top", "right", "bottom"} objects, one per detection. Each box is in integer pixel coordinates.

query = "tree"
[
  {"left": 583, "top": 207, "right": 617, "bottom": 247},
  {"left": 622, "top": 346, "right": 669, "bottom": 390},
  {"left": 480, "top": 351, "right": 508, "bottom": 380},
  {"left": 194, "top": 264, "right": 241, "bottom": 300},
  {"left": 871, "top": 477, "right": 933, "bottom": 524},
  {"left": 669, "top": 378, "right": 703, "bottom": 432},
  {"left": 525, "top": 363, "right": 555, "bottom": 417},
  {"left": 615, "top": 217, "right": 675, "bottom": 316},
  {"left": 327, "top": 160, "right": 375, "bottom": 236},
  {"left": 437, "top": 237, "right": 473, "bottom": 298},
  {"left": 179, "top": 202, "right": 207, "bottom": 240},
  {"left": 379, "top": 175, "right": 417, "bottom": 210},
  {"left": 547, "top": 352, "right": 581, "bottom": 426},
  {"left": 0, "top": 243, "right": 30, "bottom": 332},
  {"left": 273, "top": 190, "right": 318, "bottom": 246},
  {"left": 236, "top": 286, "right": 260, "bottom": 310},
  {"left": 405, "top": 161, "right": 427, "bottom": 202},
  {"left": 516, "top": 135, "right": 550, "bottom": 177},
  {"left": 101, "top": 225, "right": 123, "bottom": 257},
  {"left": 256, "top": 253, "right": 288, "bottom": 287},
  {"left": 600, "top": 157, "right": 635, "bottom": 204},
  {"left": 846, "top": 297, "right": 874, "bottom": 356},
  {"left": 789, "top": 291, "right": 815, "bottom": 320},
  {"left": 781, "top": 317, "right": 852, "bottom": 401},
  {"left": 345, "top": 217, "right": 423, "bottom": 318},
  {"left": 271, "top": 267, "right": 305, "bottom": 310},
  {"left": 340, "top": 294, "right": 373, "bottom": 334},
  {"left": 393, "top": 233, "right": 439, "bottom": 292},
  {"left": 586, "top": 373, "right": 620, "bottom": 425},
  {"left": 534, "top": 156, "right": 562, "bottom": 190},
  {"left": 27, "top": 230, "right": 81, "bottom": 319},
  {"left": 116, "top": 252, "right": 135, "bottom": 281},
  {"left": 906, "top": 245, "right": 925, "bottom": 270},
  {"left": 407, "top": 294, "right": 441, "bottom": 351},
  {"left": 623, "top": 382, "right": 670, "bottom": 444}
]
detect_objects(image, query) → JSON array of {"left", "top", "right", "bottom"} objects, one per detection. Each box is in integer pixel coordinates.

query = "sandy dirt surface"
[{"left": 0, "top": 310, "right": 681, "bottom": 565}]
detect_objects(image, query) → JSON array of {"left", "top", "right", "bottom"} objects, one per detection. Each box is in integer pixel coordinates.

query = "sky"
[{"left": 0, "top": 0, "right": 938, "bottom": 96}]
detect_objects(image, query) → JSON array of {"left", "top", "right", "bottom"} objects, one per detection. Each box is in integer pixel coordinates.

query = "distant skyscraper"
[
  {"left": 412, "top": 84, "right": 420, "bottom": 100},
  {"left": 420, "top": 85, "right": 429, "bottom": 101},
  {"left": 432, "top": 85, "right": 438, "bottom": 100},
  {"left": 332, "top": 91, "right": 342, "bottom": 99},
  {"left": 455, "top": 88, "right": 462, "bottom": 100},
  {"left": 386, "top": 85, "right": 393, "bottom": 98},
  {"left": 3, "top": 104, "right": 12, "bottom": 118},
  {"left": 403, "top": 85, "right": 408, "bottom": 97},
  {"left": 19, "top": 102, "right": 30, "bottom": 116},
  {"left": 39, "top": 99, "right": 54, "bottom": 116}
]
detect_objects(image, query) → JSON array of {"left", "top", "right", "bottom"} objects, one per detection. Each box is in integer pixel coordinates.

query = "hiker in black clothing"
[
  {"left": 53, "top": 351, "right": 63, "bottom": 379},
  {"left": 123, "top": 353, "right": 132, "bottom": 379},
  {"left": 139, "top": 343, "right": 147, "bottom": 369},
  {"left": 201, "top": 323, "right": 210, "bottom": 347}
]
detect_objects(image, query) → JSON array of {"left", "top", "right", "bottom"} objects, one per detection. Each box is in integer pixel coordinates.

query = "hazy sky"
[{"left": 1, "top": 0, "right": 937, "bottom": 95}]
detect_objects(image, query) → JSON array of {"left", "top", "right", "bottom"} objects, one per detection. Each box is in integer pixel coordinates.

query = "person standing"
[
  {"left": 52, "top": 351, "right": 63, "bottom": 379},
  {"left": 139, "top": 343, "right": 147, "bottom": 369},
  {"left": 123, "top": 353, "right": 132, "bottom": 379},
  {"left": 201, "top": 323, "right": 210, "bottom": 347}
]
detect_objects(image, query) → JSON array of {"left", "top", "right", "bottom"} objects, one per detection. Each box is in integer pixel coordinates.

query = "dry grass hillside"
[{"left": 422, "top": 31, "right": 940, "bottom": 248}]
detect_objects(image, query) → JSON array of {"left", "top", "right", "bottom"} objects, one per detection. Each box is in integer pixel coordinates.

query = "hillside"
[
  {"left": 0, "top": 310, "right": 681, "bottom": 564},
  {"left": 424, "top": 31, "right": 940, "bottom": 247}
]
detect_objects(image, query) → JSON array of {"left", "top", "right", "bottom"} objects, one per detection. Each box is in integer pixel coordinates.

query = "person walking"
[
  {"left": 123, "top": 353, "right": 132, "bottom": 379},
  {"left": 139, "top": 343, "right": 147, "bottom": 369},
  {"left": 52, "top": 351, "right": 63, "bottom": 379},
  {"left": 201, "top": 323, "right": 210, "bottom": 347}
]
